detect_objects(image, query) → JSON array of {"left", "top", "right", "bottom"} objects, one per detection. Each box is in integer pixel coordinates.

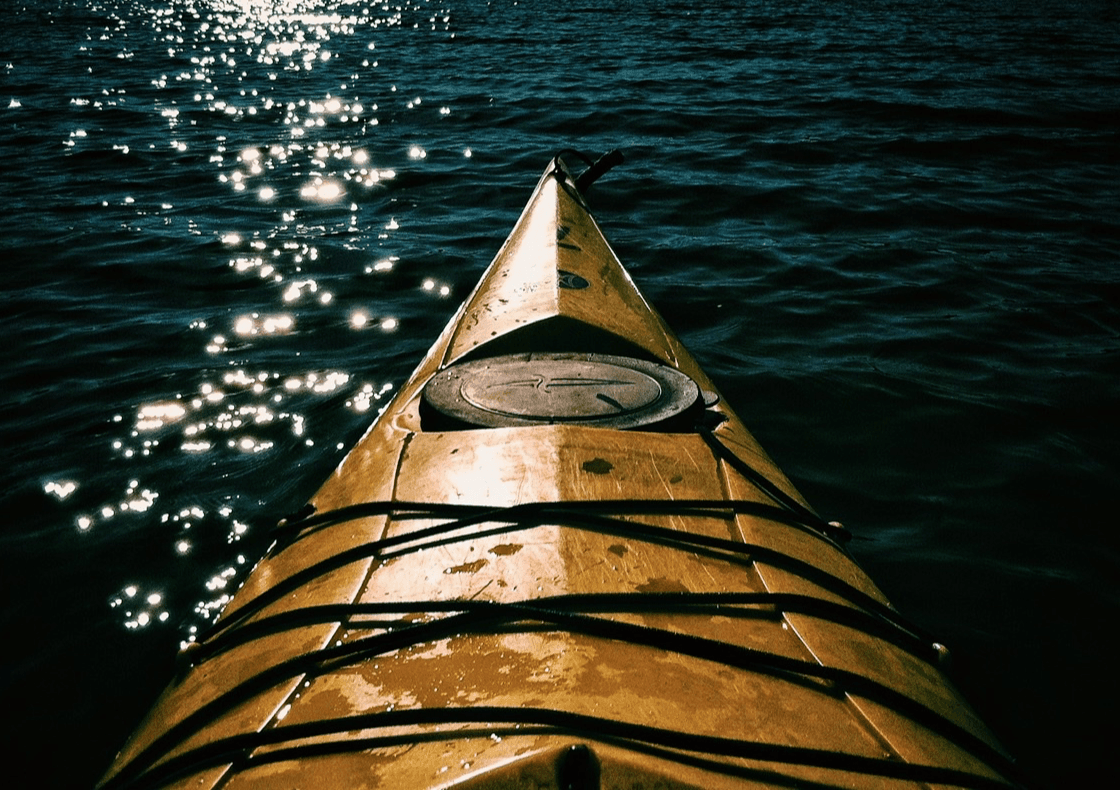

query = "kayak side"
[{"left": 100, "top": 157, "right": 1012, "bottom": 789}]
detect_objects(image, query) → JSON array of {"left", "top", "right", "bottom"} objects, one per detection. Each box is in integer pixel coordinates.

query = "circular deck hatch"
[{"left": 422, "top": 353, "right": 700, "bottom": 429}]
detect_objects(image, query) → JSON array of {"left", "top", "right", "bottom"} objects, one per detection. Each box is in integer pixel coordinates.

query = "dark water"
[{"left": 3, "top": 0, "right": 1118, "bottom": 786}]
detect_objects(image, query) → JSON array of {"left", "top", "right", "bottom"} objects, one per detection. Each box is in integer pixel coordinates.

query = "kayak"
[{"left": 101, "top": 152, "right": 1013, "bottom": 789}]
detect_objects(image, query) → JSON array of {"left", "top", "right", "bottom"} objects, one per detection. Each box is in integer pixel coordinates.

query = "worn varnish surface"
[{"left": 101, "top": 159, "right": 1011, "bottom": 789}]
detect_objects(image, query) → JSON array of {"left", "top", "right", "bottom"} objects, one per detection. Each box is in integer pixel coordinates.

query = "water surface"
[{"left": 2, "top": 1, "right": 1118, "bottom": 785}]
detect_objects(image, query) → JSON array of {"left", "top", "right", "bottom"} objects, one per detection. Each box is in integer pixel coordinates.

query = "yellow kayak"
[{"left": 101, "top": 153, "right": 1013, "bottom": 789}]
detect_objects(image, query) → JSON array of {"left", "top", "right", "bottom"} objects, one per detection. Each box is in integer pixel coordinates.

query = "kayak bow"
[{"left": 101, "top": 154, "right": 1012, "bottom": 789}]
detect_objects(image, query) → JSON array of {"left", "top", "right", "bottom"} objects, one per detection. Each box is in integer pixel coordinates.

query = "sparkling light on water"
[
  {"left": 27, "top": 0, "right": 447, "bottom": 646},
  {"left": 44, "top": 480, "right": 78, "bottom": 501}
]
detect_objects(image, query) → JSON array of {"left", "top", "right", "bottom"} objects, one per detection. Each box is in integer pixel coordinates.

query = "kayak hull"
[{"left": 101, "top": 157, "right": 1011, "bottom": 789}]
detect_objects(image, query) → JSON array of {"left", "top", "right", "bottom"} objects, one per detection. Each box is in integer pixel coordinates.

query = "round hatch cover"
[{"left": 422, "top": 353, "right": 700, "bottom": 429}]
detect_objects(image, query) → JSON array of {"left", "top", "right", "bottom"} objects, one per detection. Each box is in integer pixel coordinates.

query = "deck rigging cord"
[
  {"left": 555, "top": 148, "right": 626, "bottom": 193},
  {"left": 112, "top": 705, "right": 1012, "bottom": 790},
  {"left": 104, "top": 500, "right": 1016, "bottom": 786},
  {"left": 196, "top": 496, "right": 916, "bottom": 657},
  {"left": 192, "top": 591, "right": 939, "bottom": 669},
  {"left": 111, "top": 495, "right": 1015, "bottom": 785},
  {"left": 108, "top": 596, "right": 1015, "bottom": 788}
]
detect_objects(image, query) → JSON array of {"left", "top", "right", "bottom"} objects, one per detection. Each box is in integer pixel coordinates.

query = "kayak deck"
[{"left": 101, "top": 155, "right": 1012, "bottom": 789}]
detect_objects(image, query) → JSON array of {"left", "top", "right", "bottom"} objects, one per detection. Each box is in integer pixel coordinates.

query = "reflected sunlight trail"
[{"left": 54, "top": 0, "right": 459, "bottom": 640}]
